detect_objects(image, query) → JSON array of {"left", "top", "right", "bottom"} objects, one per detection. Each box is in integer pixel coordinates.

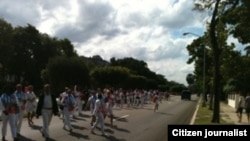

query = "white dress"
[{"left": 26, "top": 91, "right": 37, "bottom": 112}]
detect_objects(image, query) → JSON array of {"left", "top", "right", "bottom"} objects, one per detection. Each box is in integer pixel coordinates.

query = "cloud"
[
  {"left": 0, "top": 0, "right": 41, "bottom": 26},
  {"left": 0, "top": 0, "right": 208, "bottom": 86}
]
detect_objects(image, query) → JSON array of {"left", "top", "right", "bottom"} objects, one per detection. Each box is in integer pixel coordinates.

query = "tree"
[
  {"left": 186, "top": 73, "right": 195, "bottom": 86},
  {"left": 45, "top": 56, "right": 90, "bottom": 95},
  {"left": 0, "top": 19, "right": 14, "bottom": 85},
  {"left": 90, "top": 66, "right": 131, "bottom": 88},
  {"left": 193, "top": 0, "right": 222, "bottom": 123}
]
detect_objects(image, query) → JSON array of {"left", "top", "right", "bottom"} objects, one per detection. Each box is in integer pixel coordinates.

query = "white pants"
[
  {"left": 76, "top": 98, "right": 82, "bottom": 113},
  {"left": 1, "top": 112, "right": 17, "bottom": 139},
  {"left": 41, "top": 109, "right": 53, "bottom": 138},
  {"left": 92, "top": 112, "right": 105, "bottom": 134},
  {"left": 16, "top": 109, "right": 24, "bottom": 134},
  {"left": 63, "top": 107, "right": 73, "bottom": 129},
  {"left": 107, "top": 105, "right": 113, "bottom": 116},
  {"left": 140, "top": 98, "right": 144, "bottom": 108}
]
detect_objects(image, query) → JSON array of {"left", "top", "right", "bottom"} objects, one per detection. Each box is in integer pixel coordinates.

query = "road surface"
[{"left": 1, "top": 95, "right": 198, "bottom": 141}]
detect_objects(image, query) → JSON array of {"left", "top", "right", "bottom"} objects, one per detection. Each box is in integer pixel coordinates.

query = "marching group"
[{"left": 0, "top": 83, "right": 168, "bottom": 141}]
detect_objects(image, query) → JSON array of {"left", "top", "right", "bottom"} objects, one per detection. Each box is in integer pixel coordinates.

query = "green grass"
[{"left": 194, "top": 102, "right": 233, "bottom": 124}]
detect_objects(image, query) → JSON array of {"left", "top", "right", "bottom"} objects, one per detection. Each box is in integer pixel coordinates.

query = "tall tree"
[
  {"left": 193, "top": 0, "right": 222, "bottom": 123},
  {"left": 45, "top": 56, "right": 90, "bottom": 95},
  {"left": 0, "top": 19, "right": 14, "bottom": 84}
]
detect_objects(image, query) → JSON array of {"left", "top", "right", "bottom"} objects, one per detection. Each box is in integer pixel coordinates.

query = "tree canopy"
[{"left": 0, "top": 18, "right": 186, "bottom": 94}]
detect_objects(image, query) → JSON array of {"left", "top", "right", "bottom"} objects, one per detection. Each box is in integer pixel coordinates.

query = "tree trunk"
[
  {"left": 209, "top": 92, "right": 213, "bottom": 110},
  {"left": 209, "top": 0, "right": 221, "bottom": 123}
]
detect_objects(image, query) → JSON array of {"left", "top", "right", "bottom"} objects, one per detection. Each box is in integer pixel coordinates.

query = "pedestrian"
[
  {"left": 14, "top": 83, "right": 26, "bottom": 136},
  {"left": 86, "top": 91, "right": 97, "bottom": 126},
  {"left": 74, "top": 85, "right": 83, "bottom": 116},
  {"left": 126, "top": 90, "right": 132, "bottom": 108},
  {"left": 140, "top": 90, "right": 145, "bottom": 108},
  {"left": 134, "top": 90, "right": 140, "bottom": 107},
  {"left": 153, "top": 93, "right": 160, "bottom": 112},
  {"left": 26, "top": 85, "right": 37, "bottom": 126},
  {"left": 105, "top": 90, "right": 115, "bottom": 127},
  {"left": 61, "top": 88, "right": 76, "bottom": 132},
  {"left": 36, "top": 84, "right": 59, "bottom": 140},
  {"left": 245, "top": 94, "right": 250, "bottom": 123},
  {"left": 1, "top": 84, "right": 19, "bottom": 141},
  {"left": 59, "top": 87, "right": 69, "bottom": 119},
  {"left": 91, "top": 93, "right": 107, "bottom": 136},
  {"left": 236, "top": 94, "right": 245, "bottom": 123}
]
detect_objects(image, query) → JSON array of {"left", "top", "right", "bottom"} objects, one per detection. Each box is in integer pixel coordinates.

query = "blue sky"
[{"left": 0, "top": 0, "right": 244, "bottom": 85}]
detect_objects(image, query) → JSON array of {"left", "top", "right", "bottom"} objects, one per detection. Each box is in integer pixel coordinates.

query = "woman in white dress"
[
  {"left": 26, "top": 85, "right": 37, "bottom": 126},
  {"left": 91, "top": 94, "right": 107, "bottom": 136},
  {"left": 106, "top": 90, "right": 115, "bottom": 127}
]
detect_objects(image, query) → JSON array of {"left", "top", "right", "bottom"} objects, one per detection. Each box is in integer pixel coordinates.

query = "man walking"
[
  {"left": 36, "top": 84, "right": 59, "bottom": 140},
  {"left": 1, "top": 84, "right": 19, "bottom": 141},
  {"left": 14, "top": 83, "right": 26, "bottom": 136}
]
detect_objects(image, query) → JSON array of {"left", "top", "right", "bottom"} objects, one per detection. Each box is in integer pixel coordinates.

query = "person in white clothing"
[
  {"left": 1, "top": 84, "right": 19, "bottom": 141},
  {"left": 14, "top": 83, "right": 27, "bottom": 136},
  {"left": 26, "top": 85, "right": 37, "bottom": 126},
  {"left": 59, "top": 87, "right": 69, "bottom": 119},
  {"left": 91, "top": 93, "right": 107, "bottom": 136},
  {"left": 86, "top": 92, "right": 97, "bottom": 126},
  {"left": 74, "top": 85, "right": 83, "bottom": 115},
  {"left": 126, "top": 90, "right": 132, "bottom": 108},
  {"left": 153, "top": 93, "right": 160, "bottom": 112},
  {"left": 140, "top": 90, "right": 145, "bottom": 108},
  {"left": 36, "top": 84, "right": 59, "bottom": 140},
  {"left": 236, "top": 94, "right": 245, "bottom": 123},
  {"left": 105, "top": 90, "right": 115, "bottom": 127},
  {"left": 61, "top": 89, "right": 76, "bottom": 132}
]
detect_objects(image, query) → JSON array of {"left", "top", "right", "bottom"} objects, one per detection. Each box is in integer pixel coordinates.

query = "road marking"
[{"left": 114, "top": 114, "right": 129, "bottom": 121}]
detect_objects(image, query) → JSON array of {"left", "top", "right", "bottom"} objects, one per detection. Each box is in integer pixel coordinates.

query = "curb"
[{"left": 190, "top": 97, "right": 201, "bottom": 125}]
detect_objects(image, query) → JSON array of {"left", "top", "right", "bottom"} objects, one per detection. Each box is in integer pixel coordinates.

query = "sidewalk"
[
  {"left": 191, "top": 96, "right": 249, "bottom": 125},
  {"left": 221, "top": 102, "right": 249, "bottom": 124}
]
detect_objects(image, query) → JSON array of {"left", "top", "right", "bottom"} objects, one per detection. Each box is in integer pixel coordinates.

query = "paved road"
[{"left": 1, "top": 95, "right": 198, "bottom": 141}]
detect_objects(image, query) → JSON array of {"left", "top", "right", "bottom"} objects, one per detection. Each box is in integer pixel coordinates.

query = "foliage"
[
  {"left": 189, "top": 0, "right": 250, "bottom": 123},
  {"left": 90, "top": 66, "right": 130, "bottom": 88},
  {"left": 0, "top": 18, "right": 186, "bottom": 93},
  {"left": 186, "top": 73, "right": 195, "bottom": 86},
  {"left": 45, "top": 56, "right": 90, "bottom": 95}
]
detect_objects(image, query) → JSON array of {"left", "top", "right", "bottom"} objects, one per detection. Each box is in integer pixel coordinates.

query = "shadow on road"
[
  {"left": 29, "top": 124, "right": 42, "bottom": 130},
  {"left": 18, "top": 134, "right": 36, "bottom": 141},
  {"left": 156, "top": 112, "right": 175, "bottom": 116},
  {"left": 72, "top": 124, "right": 87, "bottom": 130},
  {"left": 104, "top": 135, "right": 127, "bottom": 141},
  {"left": 68, "top": 131, "right": 90, "bottom": 140},
  {"left": 111, "top": 125, "right": 130, "bottom": 133},
  {"left": 72, "top": 116, "right": 86, "bottom": 121}
]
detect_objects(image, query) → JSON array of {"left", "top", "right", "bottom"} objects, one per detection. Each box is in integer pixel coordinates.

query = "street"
[{"left": 1, "top": 95, "right": 198, "bottom": 141}]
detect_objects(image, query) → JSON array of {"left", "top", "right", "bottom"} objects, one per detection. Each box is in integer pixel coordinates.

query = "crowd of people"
[{"left": 0, "top": 83, "right": 169, "bottom": 141}]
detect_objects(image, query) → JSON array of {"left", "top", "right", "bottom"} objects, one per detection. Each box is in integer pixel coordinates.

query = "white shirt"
[
  {"left": 43, "top": 94, "right": 52, "bottom": 108},
  {"left": 93, "top": 99, "right": 101, "bottom": 114}
]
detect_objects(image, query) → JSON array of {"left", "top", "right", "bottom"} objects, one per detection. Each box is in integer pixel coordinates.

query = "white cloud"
[{"left": 0, "top": 0, "right": 208, "bottom": 86}]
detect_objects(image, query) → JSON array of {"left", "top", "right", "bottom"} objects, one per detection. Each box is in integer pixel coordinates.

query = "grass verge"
[{"left": 194, "top": 101, "right": 233, "bottom": 124}]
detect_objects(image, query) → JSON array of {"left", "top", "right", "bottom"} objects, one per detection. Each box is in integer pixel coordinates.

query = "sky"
[{"left": 0, "top": 0, "right": 244, "bottom": 86}]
